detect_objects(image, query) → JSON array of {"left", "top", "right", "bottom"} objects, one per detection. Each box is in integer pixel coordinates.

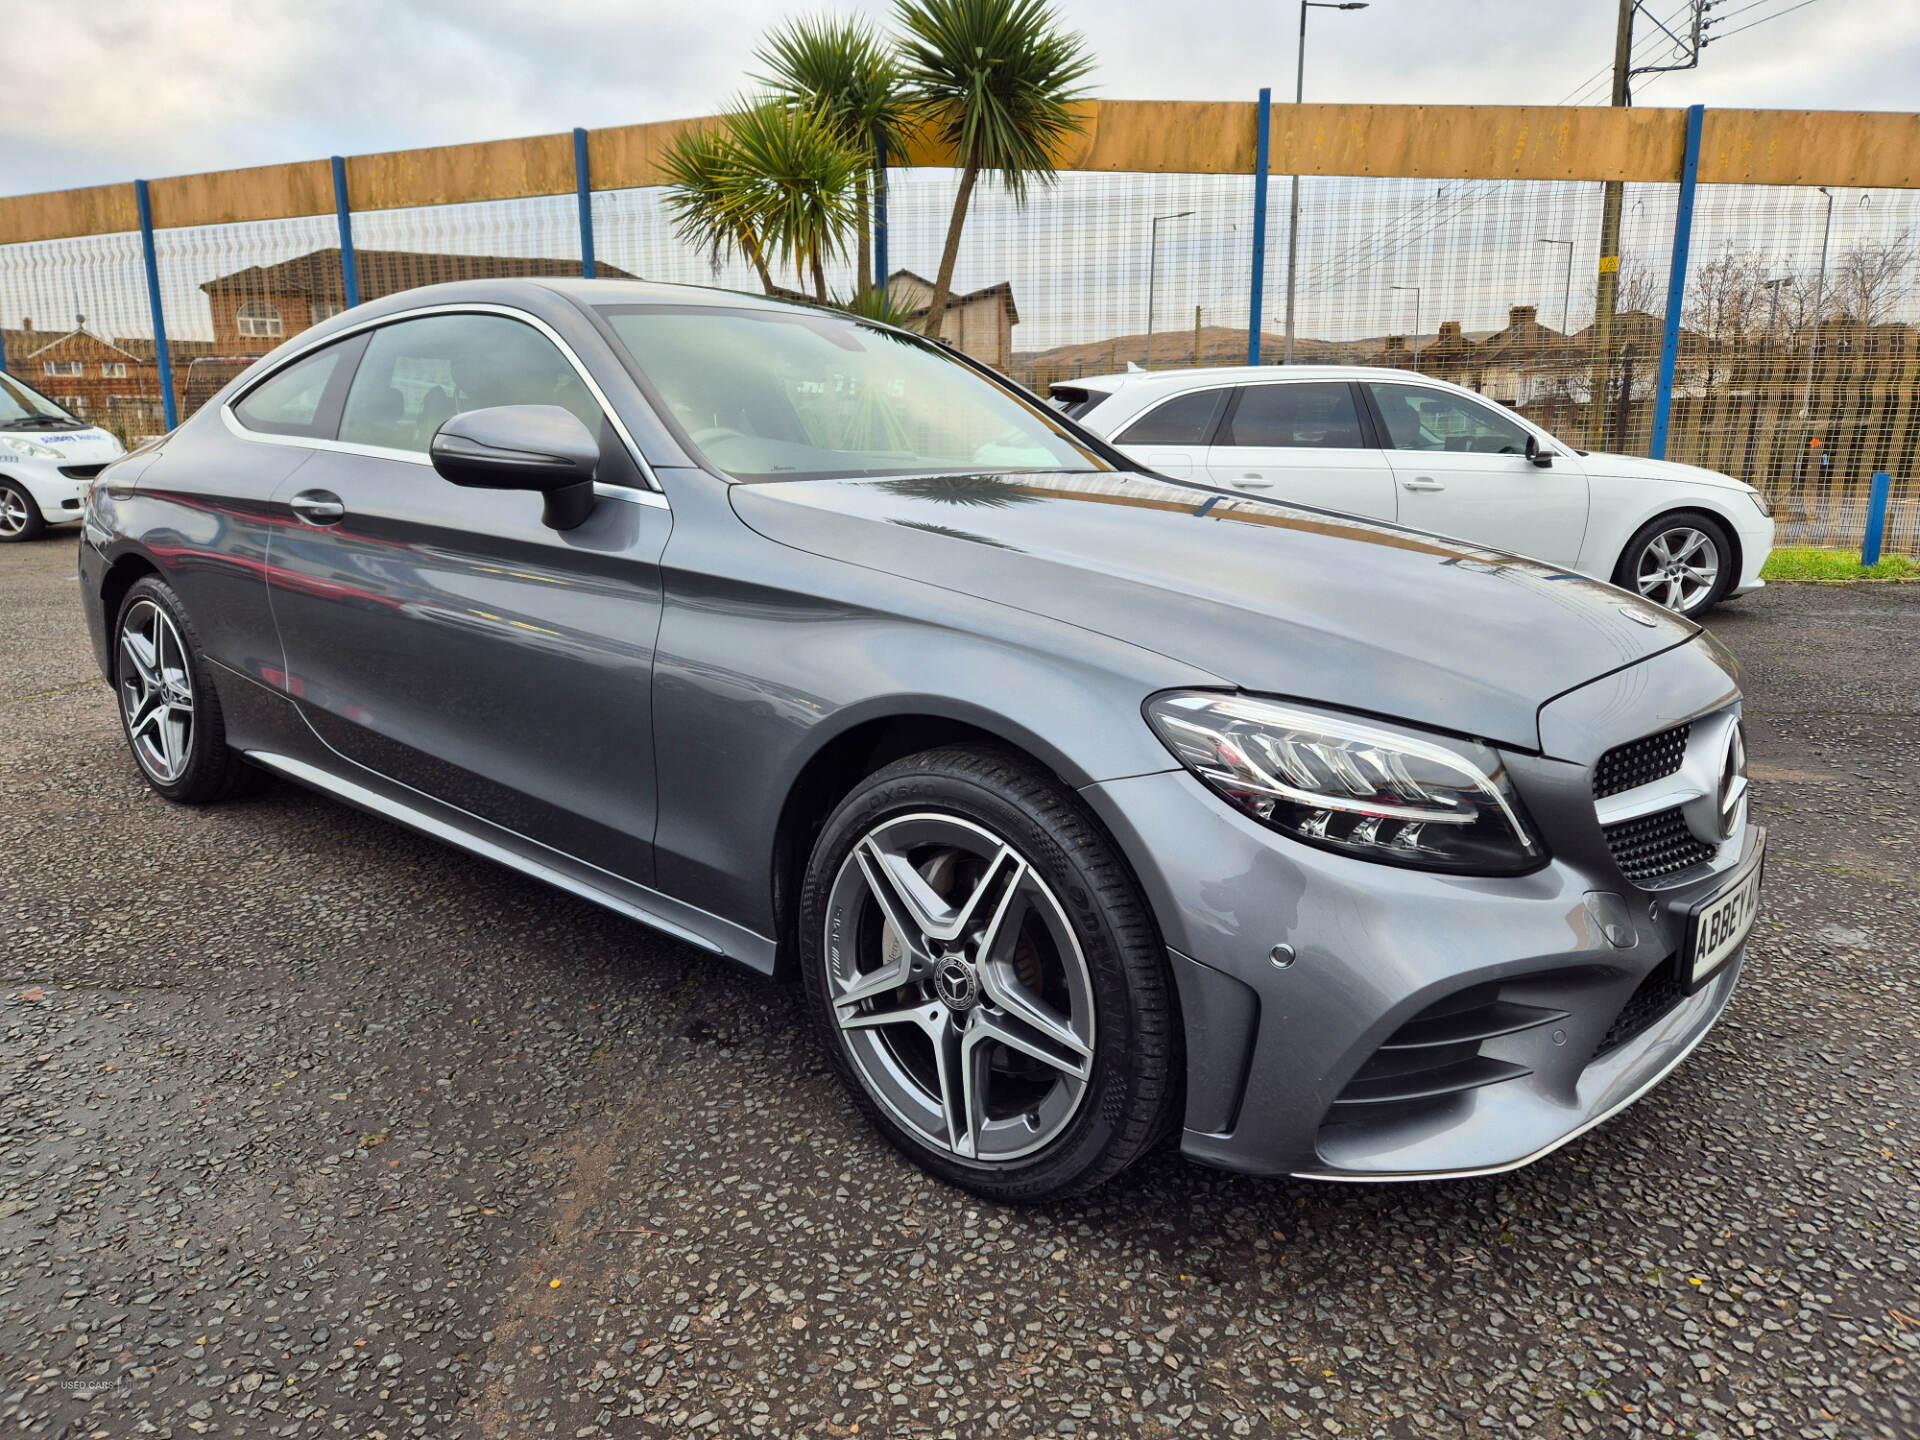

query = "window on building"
[
  {"left": 100, "top": 362, "right": 128, "bottom": 379},
  {"left": 236, "top": 301, "right": 285, "bottom": 339},
  {"left": 310, "top": 301, "right": 346, "bottom": 324},
  {"left": 59, "top": 396, "right": 86, "bottom": 414},
  {"left": 44, "top": 360, "right": 84, "bottom": 377}
]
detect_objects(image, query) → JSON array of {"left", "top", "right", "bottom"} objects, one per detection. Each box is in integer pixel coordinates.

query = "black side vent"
[
  {"left": 1603, "top": 805, "right": 1717, "bottom": 884},
  {"left": 1327, "top": 984, "right": 1565, "bottom": 1115},
  {"left": 60, "top": 462, "right": 107, "bottom": 480},
  {"left": 1592, "top": 955, "right": 1688, "bottom": 1061},
  {"left": 1594, "top": 722, "right": 1691, "bottom": 799}
]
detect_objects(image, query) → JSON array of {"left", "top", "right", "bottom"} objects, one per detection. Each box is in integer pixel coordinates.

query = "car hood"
[
  {"left": 1580, "top": 451, "right": 1749, "bottom": 491},
  {"left": 7, "top": 426, "right": 123, "bottom": 464},
  {"left": 731, "top": 471, "right": 1696, "bottom": 751}
]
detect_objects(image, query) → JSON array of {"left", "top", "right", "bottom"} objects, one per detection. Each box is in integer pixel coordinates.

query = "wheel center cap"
[{"left": 933, "top": 956, "right": 981, "bottom": 1012}]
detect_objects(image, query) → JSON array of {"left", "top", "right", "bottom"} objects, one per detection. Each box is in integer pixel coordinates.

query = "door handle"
[
  {"left": 1237, "top": 475, "right": 1273, "bottom": 488},
  {"left": 290, "top": 490, "right": 345, "bottom": 524},
  {"left": 1401, "top": 477, "right": 1446, "bottom": 492}
]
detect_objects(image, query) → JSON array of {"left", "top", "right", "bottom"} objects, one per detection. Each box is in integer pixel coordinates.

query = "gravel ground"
[{"left": 2, "top": 536, "right": 1915, "bottom": 1440}]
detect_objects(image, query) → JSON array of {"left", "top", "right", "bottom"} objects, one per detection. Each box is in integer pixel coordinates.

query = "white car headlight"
[
  {"left": 1, "top": 436, "right": 62, "bottom": 461},
  {"left": 1746, "top": 490, "right": 1772, "bottom": 518},
  {"left": 1145, "top": 692, "right": 1543, "bottom": 875}
]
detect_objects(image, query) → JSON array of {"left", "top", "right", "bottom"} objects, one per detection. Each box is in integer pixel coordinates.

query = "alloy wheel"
[
  {"left": 118, "top": 599, "right": 196, "bottom": 784},
  {"left": 824, "top": 812, "right": 1096, "bottom": 1163},
  {"left": 1634, "top": 526, "right": 1721, "bottom": 613},
  {"left": 0, "top": 487, "right": 30, "bottom": 537}
]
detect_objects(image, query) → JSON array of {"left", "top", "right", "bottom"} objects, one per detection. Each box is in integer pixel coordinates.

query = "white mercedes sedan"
[{"left": 1052, "top": 366, "right": 1774, "bottom": 620}]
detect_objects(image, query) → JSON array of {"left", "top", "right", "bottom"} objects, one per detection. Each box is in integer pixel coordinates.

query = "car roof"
[{"left": 1056, "top": 365, "right": 1435, "bottom": 393}]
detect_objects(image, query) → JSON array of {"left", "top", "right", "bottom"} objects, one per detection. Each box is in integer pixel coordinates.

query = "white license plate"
[{"left": 1686, "top": 838, "right": 1765, "bottom": 987}]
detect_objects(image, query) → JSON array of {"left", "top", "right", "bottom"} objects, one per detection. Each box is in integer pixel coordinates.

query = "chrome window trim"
[{"left": 219, "top": 300, "right": 669, "bottom": 500}]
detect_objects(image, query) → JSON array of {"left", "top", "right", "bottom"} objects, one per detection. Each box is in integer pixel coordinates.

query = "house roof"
[
  {"left": 202, "top": 247, "right": 637, "bottom": 304},
  {"left": 887, "top": 269, "right": 1019, "bottom": 327},
  {"left": 20, "top": 328, "right": 148, "bottom": 363}
]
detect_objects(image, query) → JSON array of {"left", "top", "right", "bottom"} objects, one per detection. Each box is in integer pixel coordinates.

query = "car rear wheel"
[
  {"left": 1615, "top": 511, "right": 1735, "bottom": 620},
  {"left": 113, "top": 575, "right": 267, "bottom": 803},
  {"left": 799, "top": 745, "right": 1179, "bottom": 1201},
  {"left": 0, "top": 480, "right": 47, "bottom": 542}
]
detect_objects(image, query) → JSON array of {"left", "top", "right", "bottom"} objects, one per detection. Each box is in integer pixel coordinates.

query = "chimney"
[
  {"left": 21, "top": 317, "right": 31, "bottom": 332},
  {"left": 1438, "top": 320, "right": 1462, "bottom": 341},
  {"left": 1509, "top": 305, "right": 1537, "bottom": 328}
]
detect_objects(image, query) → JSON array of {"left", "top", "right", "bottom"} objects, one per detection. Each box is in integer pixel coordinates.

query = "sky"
[{"left": 4, "top": 0, "right": 1916, "bottom": 197}]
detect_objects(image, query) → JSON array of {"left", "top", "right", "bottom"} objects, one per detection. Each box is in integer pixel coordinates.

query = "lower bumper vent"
[
  {"left": 1591, "top": 955, "right": 1687, "bottom": 1061},
  {"left": 1328, "top": 984, "right": 1566, "bottom": 1117}
]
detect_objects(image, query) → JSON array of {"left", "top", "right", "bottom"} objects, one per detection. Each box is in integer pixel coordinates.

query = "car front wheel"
[
  {"left": 1615, "top": 511, "right": 1735, "bottom": 620},
  {"left": 799, "top": 745, "right": 1179, "bottom": 1201},
  {"left": 0, "top": 480, "right": 47, "bottom": 542}
]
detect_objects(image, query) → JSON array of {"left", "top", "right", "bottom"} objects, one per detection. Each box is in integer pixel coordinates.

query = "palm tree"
[
  {"left": 661, "top": 102, "right": 862, "bottom": 303},
  {"left": 894, "top": 0, "right": 1092, "bottom": 340},
  {"left": 660, "top": 124, "right": 776, "bottom": 294},
  {"left": 726, "top": 100, "right": 863, "bottom": 302},
  {"left": 755, "top": 17, "right": 911, "bottom": 295}
]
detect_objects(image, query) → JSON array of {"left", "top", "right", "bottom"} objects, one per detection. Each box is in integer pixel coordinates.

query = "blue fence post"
[
  {"left": 0, "top": 325, "right": 8, "bottom": 376},
  {"left": 134, "top": 180, "right": 177, "bottom": 432},
  {"left": 330, "top": 156, "right": 360, "bottom": 309},
  {"left": 1248, "top": 88, "right": 1272, "bottom": 367},
  {"left": 573, "top": 128, "right": 597, "bottom": 279},
  {"left": 1860, "top": 471, "right": 1892, "bottom": 567},
  {"left": 873, "top": 135, "right": 889, "bottom": 293},
  {"left": 1650, "top": 103, "right": 1705, "bottom": 461}
]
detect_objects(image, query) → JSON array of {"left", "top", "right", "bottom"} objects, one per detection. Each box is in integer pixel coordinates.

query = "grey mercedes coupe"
[{"left": 79, "top": 280, "right": 1763, "bottom": 1200}]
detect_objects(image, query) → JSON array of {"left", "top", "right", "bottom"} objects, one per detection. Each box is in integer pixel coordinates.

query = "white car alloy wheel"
[
  {"left": 1632, "top": 524, "right": 1722, "bottom": 614},
  {"left": 823, "top": 811, "right": 1097, "bottom": 1163},
  {"left": 117, "top": 598, "right": 197, "bottom": 785},
  {"left": 0, "top": 481, "right": 42, "bottom": 541}
]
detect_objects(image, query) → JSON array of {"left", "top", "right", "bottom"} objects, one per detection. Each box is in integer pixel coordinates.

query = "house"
[
  {"left": 8, "top": 323, "right": 167, "bottom": 428},
  {"left": 200, "top": 247, "right": 638, "bottom": 355},
  {"left": 885, "top": 270, "right": 1019, "bottom": 371}
]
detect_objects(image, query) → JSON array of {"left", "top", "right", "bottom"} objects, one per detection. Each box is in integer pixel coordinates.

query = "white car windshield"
[
  {"left": 0, "top": 372, "right": 83, "bottom": 429},
  {"left": 599, "top": 304, "right": 1108, "bottom": 482}
]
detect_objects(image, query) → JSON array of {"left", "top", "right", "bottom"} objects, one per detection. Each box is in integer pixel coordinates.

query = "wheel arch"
[
  {"left": 768, "top": 704, "right": 1102, "bottom": 981},
  {"left": 100, "top": 551, "right": 163, "bottom": 664},
  {"left": 1612, "top": 504, "right": 1745, "bottom": 595}
]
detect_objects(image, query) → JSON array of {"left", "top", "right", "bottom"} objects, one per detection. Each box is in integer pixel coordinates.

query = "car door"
[
  {"left": 1202, "top": 380, "right": 1397, "bottom": 521},
  {"left": 1107, "top": 386, "right": 1230, "bottom": 480},
  {"left": 1365, "top": 380, "right": 1590, "bottom": 566},
  {"left": 264, "top": 309, "right": 671, "bottom": 884}
]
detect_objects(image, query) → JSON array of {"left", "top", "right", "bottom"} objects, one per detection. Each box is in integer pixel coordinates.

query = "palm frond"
[{"left": 754, "top": 16, "right": 912, "bottom": 161}]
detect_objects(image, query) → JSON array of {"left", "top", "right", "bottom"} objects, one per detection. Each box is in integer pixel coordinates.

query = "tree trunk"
[
  {"left": 925, "top": 158, "right": 981, "bottom": 343},
  {"left": 854, "top": 171, "right": 871, "bottom": 298},
  {"left": 811, "top": 252, "right": 828, "bottom": 304}
]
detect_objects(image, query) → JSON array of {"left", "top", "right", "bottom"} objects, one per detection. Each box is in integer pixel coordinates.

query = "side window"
[
  {"left": 233, "top": 343, "right": 352, "bottom": 437},
  {"left": 1369, "top": 384, "right": 1532, "bottom": 455},
  {"left": 338, "top": 313, "right": 604, "bottom": 455},
  {"left": 1222, "top": 383, "right": 1365, "bottom": 448},
  {"left": 1115, "top": 388, "right": 1229, "bottom": 446}
]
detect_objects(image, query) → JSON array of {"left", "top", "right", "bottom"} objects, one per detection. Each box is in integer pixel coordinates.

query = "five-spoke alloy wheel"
[
  {"left": 0, "top": 480, "right": 46, "bottom": 543},
  {"left": 112, "top": 575, "right": 265, "bottom": 804},
  {"left": 801, "top": 746, "right": 1178, "bottom": 1201},
  {"left": 1615, "top": 511, "right": 1734, "bottom": 620}
]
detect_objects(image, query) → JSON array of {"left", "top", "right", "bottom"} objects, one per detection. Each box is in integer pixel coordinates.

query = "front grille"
[
  {"left": 1592, "top": 955, "right": 1688, "bottom": 1060},
  {"left": 59, "top": 462, "right": 106, "bottom": 480},
  {"left": 1603, "top": 805, "right": 1717, "bottom": 883},
  {"left": 1594, "top": 722, "right": 1691, "bottom": 799}
]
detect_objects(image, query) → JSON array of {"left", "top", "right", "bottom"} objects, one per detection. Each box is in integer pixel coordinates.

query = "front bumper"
[{"left": 1079, "top": 640, "right": 1757, "bottom": 1181}]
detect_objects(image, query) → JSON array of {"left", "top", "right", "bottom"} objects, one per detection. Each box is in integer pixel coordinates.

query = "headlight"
[
  {"left": 1746, "top": 489, "right": 1772, "bottom": 517},
  {"left": 1144, "top": 692, "right": 1543, "bottom": 875},
  {"left": 1, "top": 436, "right": 61, "bottom": 460}
]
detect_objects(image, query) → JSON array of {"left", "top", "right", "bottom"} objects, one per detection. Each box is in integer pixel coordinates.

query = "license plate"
[{"left": 1686, "top": 837, "right": 1764, "bottom": 988}]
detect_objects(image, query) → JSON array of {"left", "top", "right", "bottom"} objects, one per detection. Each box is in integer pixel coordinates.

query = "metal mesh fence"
[{"left": 1, "top": 132, "right": 1914, "bottom": 553}]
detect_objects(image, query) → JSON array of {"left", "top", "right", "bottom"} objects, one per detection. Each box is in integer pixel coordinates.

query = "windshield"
[
  {"left": 598, "top": 304, "right": 1107, "bottom": 482},
  {"left": 0, "top": 371, "right": 83, "bottom": 429}
]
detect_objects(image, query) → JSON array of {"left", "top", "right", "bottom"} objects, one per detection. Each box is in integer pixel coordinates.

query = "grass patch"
[{"left": 1760, "top": 546, "right": 1919, "bottom": 582}]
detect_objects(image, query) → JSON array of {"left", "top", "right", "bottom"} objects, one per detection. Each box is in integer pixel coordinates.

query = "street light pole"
[
  {"left": 1145, "top": 210, "right": 1193, "bottom": 369},
  {"left": 1538, "top": 237, "right": 1574, "bottom": 338},
  {"left": 1390, "top": 284, "right": 1421, "bottom": 364},
  {"left": 1283, "top": 0, "right": 1367, "bottom": 365}
]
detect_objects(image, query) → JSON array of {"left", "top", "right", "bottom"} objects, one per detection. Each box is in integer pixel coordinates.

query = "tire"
[
  {"left": 112, "top": 574, "right": 268, "bottom": 804},
  {"left": 799, "top": 744, "right": 1179, "bottom": 1201},
  {"left": 1613, "top": 510, "right": 1736, "bottom": 621},
  {"left": 0, "top": 480, "right": 47, "bottom": 542}
]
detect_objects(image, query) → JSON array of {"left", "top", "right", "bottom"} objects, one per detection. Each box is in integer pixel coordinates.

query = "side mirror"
[
  {"left": 1525, "top": 433, "right": 1554, "bottom": 469},
  {"left": 430, "top": 404, "right": 600, "bottom": 530}
]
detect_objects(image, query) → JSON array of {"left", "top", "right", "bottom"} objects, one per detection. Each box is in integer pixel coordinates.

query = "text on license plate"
[{"left": 1689, "top": 848, "right": 1763, "bottom": 987}]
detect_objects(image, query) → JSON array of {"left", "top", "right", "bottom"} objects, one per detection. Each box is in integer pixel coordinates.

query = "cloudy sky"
[{"left": 4, "top": 0, "right": 1916, "bottom": 196}]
